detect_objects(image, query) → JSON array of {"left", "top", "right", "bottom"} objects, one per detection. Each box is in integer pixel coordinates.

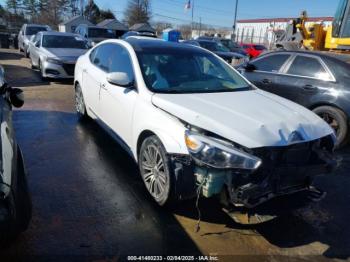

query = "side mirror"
[
  {"left": 107, "top": 72, "right": 134, "bottom": 88},
  {"left": 35, "top": 41, "right": 40, "bottom": 47},
  {"left": 30, "top": 35, "right": 35, "bottom": 42},
  {"left": 244, "top": 63, "right": 256, "bottom": 71},
  {"left": 10, "top": 88, "right": 24, "bottom": 108}
]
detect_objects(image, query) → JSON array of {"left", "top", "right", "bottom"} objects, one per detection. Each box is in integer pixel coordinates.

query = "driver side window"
[
  {"left": 108, "top": 45, "right": 134, "bottom": 81},
  {"left": 34, "top": 34, "right": 41, "bottom": 47},
  {"left": 251, "top": 54, "right": 290, "bottom": 72},
  {"left": 90, "top": 44, "right": 134, "bottom": 81}
]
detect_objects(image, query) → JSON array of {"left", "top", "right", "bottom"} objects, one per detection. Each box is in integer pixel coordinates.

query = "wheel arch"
[
  {"left": 135, "top": 129, "right": 185, "bottom": 161},
  {"left": 309, "top": 102, "right": 349, "bottom": 120}
]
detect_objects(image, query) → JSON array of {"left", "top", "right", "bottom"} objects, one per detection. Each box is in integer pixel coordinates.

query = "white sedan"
[{"left": 74, "top": 37, "right": 336, "bottom": 223}]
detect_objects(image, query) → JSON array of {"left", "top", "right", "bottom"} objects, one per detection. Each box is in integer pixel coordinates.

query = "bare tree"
[
  {"left": 178, "top": 24, "right": 191, "bottom": 39},
  {"left": 153, "top": 21, "right": 172, "bottom": 36},
  {"left": 124, "top": 0, "right": 151, "bottom": 27}
]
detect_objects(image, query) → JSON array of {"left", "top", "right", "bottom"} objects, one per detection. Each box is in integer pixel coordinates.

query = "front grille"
[{"left": 62, "top": 63, "right": 75, "bottom": 76}]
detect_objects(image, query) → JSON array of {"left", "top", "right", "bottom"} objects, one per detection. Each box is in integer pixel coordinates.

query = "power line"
[
  {"left": 160, "top": 0, "right": 234, "bottom": 16},
  {"left": 153, "top": 12, "right": 231, "bottom": 29},
  {"left": 152, "top": 6, "right": 233, "bottom": 25}
]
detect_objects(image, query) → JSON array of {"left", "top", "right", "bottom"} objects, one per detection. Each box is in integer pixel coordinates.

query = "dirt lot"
[{"left": 1, "top": 48, "right": 350, "bottom": 261}]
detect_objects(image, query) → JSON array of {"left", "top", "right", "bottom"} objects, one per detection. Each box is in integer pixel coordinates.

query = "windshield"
[
  {"left": 216, "top": 43, "right": 230, "bottom": 52},
  {"left": 42, "top": 35, "right": 88, "bottom": 49},
  {"left": 136, "top": 49, "right": 251, "bottom": 94},
  {"left": 26, "top": 26, "right": 47, "bottom": 35},
  {"left": 88, "top": 28, "right": 114, "bottom": 38},
  {"left": 221, "top": 40, "right": 240, "bottom": 49}
]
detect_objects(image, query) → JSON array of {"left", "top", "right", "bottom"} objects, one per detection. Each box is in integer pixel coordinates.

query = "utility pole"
[
  {"left": 191, "top": 0, "right": 195, "bottom": 38},
  {"left": 199, "top": 17, "right": 202, "bottom": 37},
  {"left": 233, "top": 0, "right": 239, "bottom": 40}
]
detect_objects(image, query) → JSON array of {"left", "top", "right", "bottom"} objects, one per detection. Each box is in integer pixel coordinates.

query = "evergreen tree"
[
  {"left": 6, "top": 0, "right": 23, "bottom": 14},
  {"left": 23, "top": 0, "right": 38, "bottom": 22},
  {"left": 84, "top": 0, "right": 100, "bottom": 24}
]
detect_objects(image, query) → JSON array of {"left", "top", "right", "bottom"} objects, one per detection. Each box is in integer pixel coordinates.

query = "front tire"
[
  {"left": 39, "top": 60, "right": 47, "bottom": 81},
  {"left": 138, "top": 136, "right": 174, "bottom": 206},
  {"left": 0, "top": 147, "right": 32, "bottom": 244},
  {"left": 24, "top": 48, "right": 29, "bottom": 58},
  {"left": 313, "top": 106, "right": 348, "bottom": 148}
]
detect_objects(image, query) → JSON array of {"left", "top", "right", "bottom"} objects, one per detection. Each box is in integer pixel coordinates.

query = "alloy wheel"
[
  {"left": 141, "top": 144, "right": 168, "bottom": 200},
  {"left": 75, "top": 87, "right": 85, "bottom": 115}
]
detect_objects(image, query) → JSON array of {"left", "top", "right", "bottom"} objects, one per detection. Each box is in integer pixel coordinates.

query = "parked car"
[
  {"left": 0, "top": 65, "right": 31, "bottom": 243},
  {"left": 196, "top": 37, "right": 247, "bottom": 55},
  {"left": 191, "top": 39, "right": 249, "bottom": 66},
  {"left": 238, "top": 50, "right": 350, "bottom": 147},
  {"left": 18, "top": 24, "right": 50, "bottom": 57},
  {"left": 75, "top": 24, "right": 115, "bottom": 47},
  {"left": 74, "top": 38, "right": 336, "bottom": 224},
  {"left": 121, "top": 31, "right": 157, "bottom": 39},
  {"left": 220, "top": 39, "right": 248, "bottom": 56},
  {"left": 29, "top": 31, "right": 89, "bottom": 79},
  {"left": 241, "top": 43, "right": 267, "bottom": 58},
  {"left": 182, "top": 40, "right": 201, "bottom": 47}
]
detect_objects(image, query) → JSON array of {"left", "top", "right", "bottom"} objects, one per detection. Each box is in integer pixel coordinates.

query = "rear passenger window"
[
  {"left": 287, "top": 56, "right": 331, "bottom": 80},
  {"left": 91, "top": 44, "right": 114, "bottom": 71},
  {"left": 252, "top": 54, "right": 290, "bottom": 72}
]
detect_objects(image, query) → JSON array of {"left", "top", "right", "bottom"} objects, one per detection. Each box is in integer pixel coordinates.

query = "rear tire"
[
  {"left": 138, "top": 135, "right": 175, "bottom": 206},
  {"left": 75, "top": 83, "right": 88, "bottom": 119},
  {"left": 313, "top": 106, "right": 348, "bottom": 148}
]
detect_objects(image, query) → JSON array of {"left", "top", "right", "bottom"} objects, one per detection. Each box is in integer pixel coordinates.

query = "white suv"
[{"left": 74, "top": 37, "right": 336, "bottom": 223}]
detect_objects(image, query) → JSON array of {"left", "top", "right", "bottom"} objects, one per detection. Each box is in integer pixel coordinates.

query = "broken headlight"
[{"left": 184, "top": 130, "right": 262, "bottom": 170}]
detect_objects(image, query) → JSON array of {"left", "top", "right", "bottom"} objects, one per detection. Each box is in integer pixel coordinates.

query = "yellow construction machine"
[{"left": 275, "top": 0, "right": 350, "bottom": 53}]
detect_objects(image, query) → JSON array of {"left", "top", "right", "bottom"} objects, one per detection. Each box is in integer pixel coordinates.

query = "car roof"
[
  {"left": 260, "top": 50, "right": 350, "bottom": 63},
  {"left": 25, "top": 24, "right": 49, "bottom": 28},
  {"left": 40, "top": 31, "right": 80, "bottom": 37},
  {"left": 124, "top": 37, "right": 209, "bottom": 54}
]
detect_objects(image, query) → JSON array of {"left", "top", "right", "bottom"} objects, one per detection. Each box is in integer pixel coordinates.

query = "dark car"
[
  {"left": 0, "top": 65, "right": 31, "bottom": 243},
  {"left": 191, "top": 40, "right": 248, "bottom": 65},
  {"left": 220, "top": 39, "right": 247, "bottom": 56},
  {"left": 238, "top": 50, "right": 350, "bottom": 147},
  {"left": 121, "top": 31, "right": 157, "bottom": 39}
]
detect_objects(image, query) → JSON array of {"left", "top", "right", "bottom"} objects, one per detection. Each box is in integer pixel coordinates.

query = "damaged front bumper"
[{"left": 173, "top": 135, "right": 337, "bottom": 223}]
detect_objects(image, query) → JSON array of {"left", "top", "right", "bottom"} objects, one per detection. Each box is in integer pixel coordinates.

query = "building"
[
  {"left": 97, "top": 19, "right": 128, "bottom": 38},
  {"left": 236, "top": 17, "right": 333, "bottom": 46},
  {"left": 58, "top": 16, "right": 94, "bottom": 33},
  {"left": 129, "top": 23, "right": 156, "bottom": 34}
]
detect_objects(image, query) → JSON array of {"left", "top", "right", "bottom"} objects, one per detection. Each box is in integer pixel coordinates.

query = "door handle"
[
  {"left": 82, "top": 69, "right": 87, "bottom": 73},
  {"left": 262, "top": 78, "right": 272, "bottom": 84},
  {"left": 303, "top": 84, "right": 317, "bottom": 91},
  {"left": 100, "top": 83, "right": 107, "bottom": 90}
]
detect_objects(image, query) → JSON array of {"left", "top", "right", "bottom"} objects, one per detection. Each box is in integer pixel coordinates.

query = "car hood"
[
  {"left": 43, "top": 48, "right": 88, "bottom": 62},
  {"left": 152, "top": 89, "right": 334, "bottom": 148}
]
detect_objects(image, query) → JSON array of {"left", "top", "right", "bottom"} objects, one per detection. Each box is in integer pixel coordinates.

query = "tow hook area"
[{"left": 219, "top": 187, "right": 328, "bottom": 225}]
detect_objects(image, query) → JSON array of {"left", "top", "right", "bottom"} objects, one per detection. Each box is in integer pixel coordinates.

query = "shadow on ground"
[
  {"left": 1, "top": 110, "right": 201, "bottom": 260},
  {"left": 172, "top": 147, "right": 350, "bottom": 259},
  {"left": 2, "top": 109, "right": 350, "bottom": 260}
]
